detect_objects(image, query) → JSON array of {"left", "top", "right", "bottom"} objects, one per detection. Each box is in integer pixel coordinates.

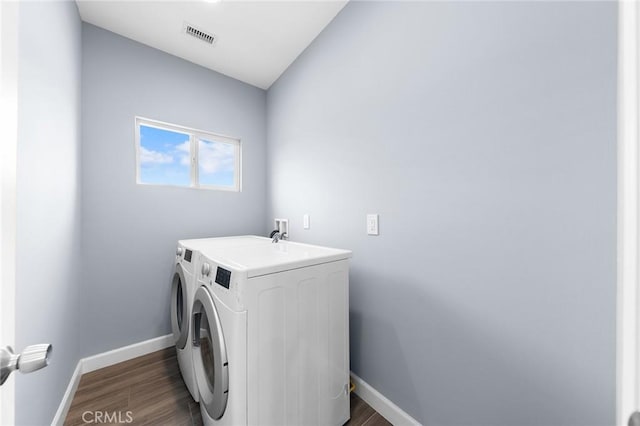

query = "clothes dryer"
[{"left": 171, "top": 241, "right": 199, "bottom": 401}]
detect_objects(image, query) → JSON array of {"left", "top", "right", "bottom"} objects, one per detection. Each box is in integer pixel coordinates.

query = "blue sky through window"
[
  {"left": 137, "top": 120, "right": 239, "bottom": 189},
  {"left": 139, "top": 125, "right": 191, "bottom": 186}
]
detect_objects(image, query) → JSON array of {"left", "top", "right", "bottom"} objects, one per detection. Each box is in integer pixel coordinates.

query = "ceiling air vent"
[{"left": 183, "top": 23, "right": 216, "bottom": 45}]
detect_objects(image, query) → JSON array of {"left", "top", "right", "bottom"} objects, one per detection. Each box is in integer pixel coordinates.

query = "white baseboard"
[
  {"left": 51, "top": 361, "right": 82, "bottom": 426},
  {"left": 51, "top": 334, "right": 174, "bottom": 425},
  {"left": 351, "top": 372, "right": 421, "bottom": 426},
  {"left": 81, "top": 334, "right": 173, "bottom": 374}
]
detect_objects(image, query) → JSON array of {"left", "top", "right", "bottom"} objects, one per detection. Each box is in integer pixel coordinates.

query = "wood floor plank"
[
  {"left": 65, "top": 389, "right": 130, "bottom": 426},
  {"left": 67, "top": 387, "right": 129, "bottom": 414},
  {"left": 129, "top": 375, "right": 190, "bottom": 409},
  {"left": 65, "top": 347, "right": 386, "bottom": 426},
  {"left": 345, "top": 393, "right": 376, "bottom": 426},
  {"left": 80, "top": 348, "right": 174, "bottom": 377},
  {"left": 188, "top": 399, "right": 203, "bottom": 426},
  {"left": 78, "top": 351, "right": 178, "bottom": 392},
  {"left": 132, "top": 397, "right": 192, "bottom": 426},
  {"left": 361, "top": 412, "right": 393, "bottom": 426}
]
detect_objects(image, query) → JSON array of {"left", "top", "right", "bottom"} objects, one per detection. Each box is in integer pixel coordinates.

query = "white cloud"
[
  {"left": 177, "top": 141, "right": 192, "bottom": 167},
  {"left": 140, "top": 147, "right": 173, "bottom": 165},
  {"left": 199, "top": 140, "right": 234, "bottom": 174}
]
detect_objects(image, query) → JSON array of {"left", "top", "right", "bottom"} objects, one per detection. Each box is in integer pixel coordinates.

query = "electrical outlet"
[{"left": 303, "top": 214, "right": 310, "bottom": 229}]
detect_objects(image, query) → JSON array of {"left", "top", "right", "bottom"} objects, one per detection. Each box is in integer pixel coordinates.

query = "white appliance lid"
[
  {"left": 179, "top": 235, "right": 271, "bottom": 251},
  {"left": 199, "top": 240, "right": 352, "bottom": 278}
]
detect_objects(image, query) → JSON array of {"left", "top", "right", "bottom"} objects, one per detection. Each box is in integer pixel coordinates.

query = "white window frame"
[{"left": 134, "top": 116, "right": 242, "bottom": 192}]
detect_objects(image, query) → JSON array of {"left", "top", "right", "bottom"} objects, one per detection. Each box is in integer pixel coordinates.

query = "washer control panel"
[
  {"left": 215, "top": 267, "right": 231, "bottom": 289},
  {"left": 196, "top": 254, "right": 243, "bottom": 311}
]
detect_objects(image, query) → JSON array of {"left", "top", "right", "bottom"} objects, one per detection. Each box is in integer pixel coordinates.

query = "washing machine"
[
  {"left": 171, "top": 236, "right": 271, "bottom": 402},
  {"left": 191, "top": 239, "right": 352, "bottom": 426}
]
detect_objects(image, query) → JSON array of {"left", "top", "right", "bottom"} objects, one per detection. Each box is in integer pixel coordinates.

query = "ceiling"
[{"left": 76, "top": 0, "right": 348, "bottom": 89}]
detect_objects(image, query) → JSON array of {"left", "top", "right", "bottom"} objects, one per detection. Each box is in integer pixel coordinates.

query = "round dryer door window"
[
  {"left": 192, "top": 286, "right": 229, "bottom": 420},
  {"left": 171, "top": 263, "right": 189, "bottom": 350}
]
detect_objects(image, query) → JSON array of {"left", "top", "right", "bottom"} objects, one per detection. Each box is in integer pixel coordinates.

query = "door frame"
[
  {"left": 0, "top": 1, "right": 19, "bottom": 425},
  {"left": 618, "top": 1, "right": 640, "bottom": 425}
]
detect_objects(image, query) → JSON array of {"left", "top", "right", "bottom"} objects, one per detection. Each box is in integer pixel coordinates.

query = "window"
[{"left": 135, "top": 117, "right": 241, "bottom": 191}]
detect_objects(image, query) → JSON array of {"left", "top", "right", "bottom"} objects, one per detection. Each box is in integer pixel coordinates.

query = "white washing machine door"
[
  {"left": 171, "top": 263, "right": 189, "bottom": 350},
  {"left": 192, "top": 285, "right": 229, "bottom": 420}
]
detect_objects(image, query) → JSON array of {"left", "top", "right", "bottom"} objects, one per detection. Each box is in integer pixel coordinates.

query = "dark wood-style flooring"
[{"left": 64, "top": 347, "right": 391, "bottom": 426}]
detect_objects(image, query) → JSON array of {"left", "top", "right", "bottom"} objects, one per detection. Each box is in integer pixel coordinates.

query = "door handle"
[
  {"left": 193, "top": 313, "right": 201, "bottom": 347},
  {"left": 0, "top": 344, "right": 52, "bottom": 386}
]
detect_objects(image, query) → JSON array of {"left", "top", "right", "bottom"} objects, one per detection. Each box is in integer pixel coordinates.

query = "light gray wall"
[
  {"left": 80, "top": 24, "right": 267, "bottom": 356},
  {"left": 16, "top": 1, "right": 82, "bottom": 424},
  {"left": 266, "top": 2, "right": 617, "bottom": 425}
]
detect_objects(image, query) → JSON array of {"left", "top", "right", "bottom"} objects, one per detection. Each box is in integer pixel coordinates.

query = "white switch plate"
[
  {"left": 367, "top": 214, "right": 379, "bottom": 235},
  {"left": 303, "top": 214, "right": 310, "bottom": 229}
]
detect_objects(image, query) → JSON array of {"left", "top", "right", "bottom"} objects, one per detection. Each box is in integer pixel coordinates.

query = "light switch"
[
  {"left": 367, "top": 214, "right": 379, "bottom": 235},
  {"left": 303, "top": 214, "right": 310, "bottom": 229}
]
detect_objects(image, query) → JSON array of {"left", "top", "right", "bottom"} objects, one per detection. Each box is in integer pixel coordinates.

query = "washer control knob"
[
  {"left": 202, "top": 263, "right": 211, "bottom": 276},
  {"left": 176, "top": 247, "right": 183, "bottom": 256}
]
